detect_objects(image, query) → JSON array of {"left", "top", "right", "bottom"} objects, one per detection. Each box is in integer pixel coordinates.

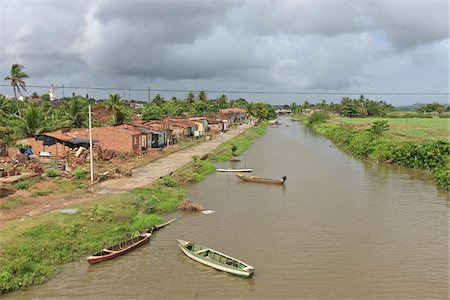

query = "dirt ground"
[{"left": 0, "top": 125, "right": 250, "bottom": 223}]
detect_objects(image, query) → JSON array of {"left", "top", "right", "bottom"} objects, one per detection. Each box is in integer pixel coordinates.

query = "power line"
[{"left": 0, "top": 84, "right": 448, "bottom": 96}]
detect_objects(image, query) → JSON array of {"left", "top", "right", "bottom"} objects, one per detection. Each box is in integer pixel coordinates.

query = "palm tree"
[
  {"left": 61, "top": 96, "right": 88, "bottom": 127},
  {"left": 104, "top": 93, "right": 127, "bottom": 125},
  {"left": 4, "top": 64, "right": 29, "bottom": 117},
  {"left": 185, "top": 91, "right": 195, "bottom": 109},
  {"left": 197, "top": 90, "right": 207, "bottom": 103},
  {"left": 152, "top": 94, "right": 165, "bottom": 107},
  {"left": 16, "top": 103, "right": 46, "bottom": 137},
  {"left": 216, "top": 94, "right": 228, "bottom": 109}
]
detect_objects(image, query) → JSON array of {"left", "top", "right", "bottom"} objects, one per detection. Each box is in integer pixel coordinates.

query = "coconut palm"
[
  {"left": 197, "top": 90, "right": 207, "bottom": 103},
  {"left": 104, "top": 93, "right": 127, "bottom": 125},
  {"left": 152, "top": 93, "right": 165, "bottom": 107},
  {"left": 4, "top": 64, "right": 29, "bottom": 117},
  {"left": 15, "top": 103, "right": 46, "bottom": 137},
  {"left": 186, "top": 91, "right": 195, "bottom": 110},
  {"left": 60, "top": 96, "right": 88, "bottom": 127}
]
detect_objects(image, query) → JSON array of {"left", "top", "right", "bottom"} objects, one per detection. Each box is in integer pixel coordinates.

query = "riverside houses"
[
  {"left": 16, "top": 124, "right": 147, "bottom": 155},
  {"left": 127, "top": 120, "right": 172, "bottom": 148}
]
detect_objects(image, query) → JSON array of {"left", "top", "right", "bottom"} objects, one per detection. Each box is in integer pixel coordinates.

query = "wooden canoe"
[
  {"left": 178, "top": 240, "right": 255, "bottom": 278},
  {"left": 235, "top": 173, "right": 287, "bottom": 184},
  {"left": 216, "top": 168, "right": 253, "bottom": 172},
  {"left": 87, "top": 218, "right": 176, "bottom": 264}
]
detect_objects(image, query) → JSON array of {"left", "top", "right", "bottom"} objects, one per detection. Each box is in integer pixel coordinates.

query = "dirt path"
[{"left": 0, "top": 124, "right": 251, "bottom": 223}]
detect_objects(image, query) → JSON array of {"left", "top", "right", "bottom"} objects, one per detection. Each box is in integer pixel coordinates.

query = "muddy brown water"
[{"left": 5, "top": 117, "right": 449, "bottom": 299}]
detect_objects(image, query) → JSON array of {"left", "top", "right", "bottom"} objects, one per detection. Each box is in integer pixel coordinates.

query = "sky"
[{"left": 0, "top": 0, "right": 448, "bottom": 106}]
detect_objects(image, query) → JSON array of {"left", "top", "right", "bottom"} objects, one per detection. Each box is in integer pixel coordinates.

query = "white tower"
[{"left": 49, "top": 83, "right": 57, "bottom": 101}]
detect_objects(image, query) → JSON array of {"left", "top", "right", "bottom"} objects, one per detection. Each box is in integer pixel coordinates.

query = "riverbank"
[
  {"left": 293, "top": 114, "right": 450, "bottom": 190},
  {"left": 0, "top": 124, "right": 266, "bottom": 295}
]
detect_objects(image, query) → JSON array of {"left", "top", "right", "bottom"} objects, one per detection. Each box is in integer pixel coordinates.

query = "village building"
[
  {"left": 16, "top": 124, "right": 147, "bottom": 155},
  {"left": 91, "top": 106, "right": 113, "bottom": 123},
  {"left": 163, "top": 118, "right": 198, "bottom": 142},
  {"left": 187, "top": 116, "right": 209, "bottom": 137},
  {"left": 126, "top": 120, "right": 172, "bottom": 148}
]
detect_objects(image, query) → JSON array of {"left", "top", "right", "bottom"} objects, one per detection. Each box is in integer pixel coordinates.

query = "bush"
[
  {"left": 72, "top": 167, "right": 87, "bottom": 180},
  {"left": 14, "top": 180, "right": 32, "bottom": 190},
  {"left": 307, "top": 112, "right": 330, "bottom": 126},
  {"left": 44, "top": 168, "right": 58, "bottom": 178},
  {"left": 157, "top": 176, "right": 178, "bottom": 187}
]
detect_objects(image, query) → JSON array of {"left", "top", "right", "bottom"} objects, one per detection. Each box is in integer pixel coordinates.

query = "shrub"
[
  {"left": 14, "top": 180, "right": 32, "bottom": 190},
  {"left": 44, "top": 168, "right": 58, "bottom": 178},
  {"left": 307, "top": 112, "right": 330, "bottom": 126},
  {"left": 72, "top": 167, "right": 87, "bottom": 180},
  {"left": 157, "top": 176, "right": 178, "bottom": 187}
]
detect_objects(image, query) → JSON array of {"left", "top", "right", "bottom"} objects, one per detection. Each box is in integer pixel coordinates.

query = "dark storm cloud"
[{"left": 0, "top": 0, "right": 448, "bottom": 105}]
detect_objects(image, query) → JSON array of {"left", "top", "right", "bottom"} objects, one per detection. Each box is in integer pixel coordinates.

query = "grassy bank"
[
  {"left": 332, "top": 117, "right": 449, "bottom": 142},
  {"left": 295, "top": 114, "right": 450, "bottom": 190},
  {"left": 0, "top": 124, "right": 266, "bottom": 295}
]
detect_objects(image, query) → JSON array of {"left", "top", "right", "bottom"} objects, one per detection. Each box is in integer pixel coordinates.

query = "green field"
[{"left": 333, "top": 117, "right": 450, "bottom": 142}]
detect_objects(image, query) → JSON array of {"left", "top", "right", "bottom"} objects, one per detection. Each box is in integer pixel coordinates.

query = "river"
[{"left": 6, "top": 117, "right": 449, "bottom": 299}]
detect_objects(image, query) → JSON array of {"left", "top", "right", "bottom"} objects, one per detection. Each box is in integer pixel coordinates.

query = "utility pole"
[
  {"left": 88, "top": 105, "right": 94, "bottom": 182},
  {"left": 148, "top": 87, "right": 151, "bottom": 102}
]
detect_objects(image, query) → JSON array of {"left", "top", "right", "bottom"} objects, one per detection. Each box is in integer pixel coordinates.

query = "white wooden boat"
[
  {"left": 216, "top": 168, "right": 253, "bottom": 172},
  {"left": 177, "top": 240, "right": 255, "bottom": 278}
]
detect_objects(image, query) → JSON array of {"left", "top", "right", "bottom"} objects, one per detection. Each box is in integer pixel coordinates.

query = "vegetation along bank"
[
  {"left": 294, "top": 112, "right": 449, "bottom": 190},
  {"left": 0, "top": 125, "right": 266, "bottom": 295}
]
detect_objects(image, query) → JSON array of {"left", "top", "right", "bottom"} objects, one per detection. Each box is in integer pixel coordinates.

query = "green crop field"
[{"left": 332, "top": 117, "right": 450, "bottom": 142}]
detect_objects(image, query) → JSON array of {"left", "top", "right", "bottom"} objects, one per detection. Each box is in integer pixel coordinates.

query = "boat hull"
[
  {"left": 87, "top": 233, "right": 151, "bottom": 264},
  {"left": 87, "top": 218, "right": 176, "bottom": 264},
  {"left": 178, "top": 240, "right": 254, "bottom": 278},
  {"left": 235, "top": 173, "right": 286, "bottom": 184}
]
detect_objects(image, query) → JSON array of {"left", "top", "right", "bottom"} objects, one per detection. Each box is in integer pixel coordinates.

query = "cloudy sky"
[{"left": 0, "top": 0, "right": 448, "bottom": 105}]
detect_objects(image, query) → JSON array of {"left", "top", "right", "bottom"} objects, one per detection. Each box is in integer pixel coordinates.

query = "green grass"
[
  {"left": 31, "top": 189, "right": 52, "bottom": 197},
  {"left": 14, "top": 180, "right": 33, "bottom": 190},
  {"left": 52, "top": 179, "right": 86, "bottom": 193},
  {"left": 332, "top": 117, "right": 450, "bottom": 142},
  {"left": 0, "top": 197, "right": 25, "bottom": 211}
]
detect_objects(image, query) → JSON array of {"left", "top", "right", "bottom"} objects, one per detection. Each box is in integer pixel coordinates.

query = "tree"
[
  {"left": 186, "top": 91, "right": 195, "bottom": 109},
  {"left": 15, "top": 103, "right": 46, "bottom": 137},
  {"left": 369, "top": 120, "right": 389, "bottom": 136},
  {"left": 152, "top": 94, "right": 165, "bottom": 107},
  {"left": 290, "top": 102, "right": 299, "bottom": 114},
  {"left": 4, "top": 64, "right": 29, "bottom": 117},
  {"left": 142, "top": 104, "right": 164, "bottom": 120},
  {"left": 60, "top": 96, "right": 88, "bottom": 127},
  {"left": 216, "top": 94, "right": 228, "bottom": 109},
  {"left": 197, "top": 90, "right": 207, "bottom": 103},
  {"left": 40, "top": 93, "right": 50, "bottom": 102},
  {"left": 104, "top": 93, "right": 128, "bottom": 125}
]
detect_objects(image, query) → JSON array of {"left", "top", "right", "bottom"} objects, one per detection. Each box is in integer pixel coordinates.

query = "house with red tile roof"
[
  {"left": 16, "top": 124, "right": 147, "bottom": 156},
  {"left": 126, "top": 120, "right": 172, "bottom": 148}
]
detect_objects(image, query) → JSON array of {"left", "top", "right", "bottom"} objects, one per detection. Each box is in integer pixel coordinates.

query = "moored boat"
[
  {"left": 87, "top": 218, "right": 176, "bottom": 264},
  {"left": 235, "top": 173, "right": 287, "bottom": 184},
  {"left": 177, "top": 239, "right": 255, "bottom": 278},
  {"left": 216, "top": 168, "right": 253, "bottom": 172}
]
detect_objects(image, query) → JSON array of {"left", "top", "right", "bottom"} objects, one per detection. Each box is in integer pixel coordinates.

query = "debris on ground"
[{"left": 177, "top": 199, "right": 205, "bottom": 211}]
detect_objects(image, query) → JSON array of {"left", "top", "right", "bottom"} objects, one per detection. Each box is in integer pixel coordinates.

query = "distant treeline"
[{"left": 279, "top": 96, "right": 449, "bottom": 118}]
